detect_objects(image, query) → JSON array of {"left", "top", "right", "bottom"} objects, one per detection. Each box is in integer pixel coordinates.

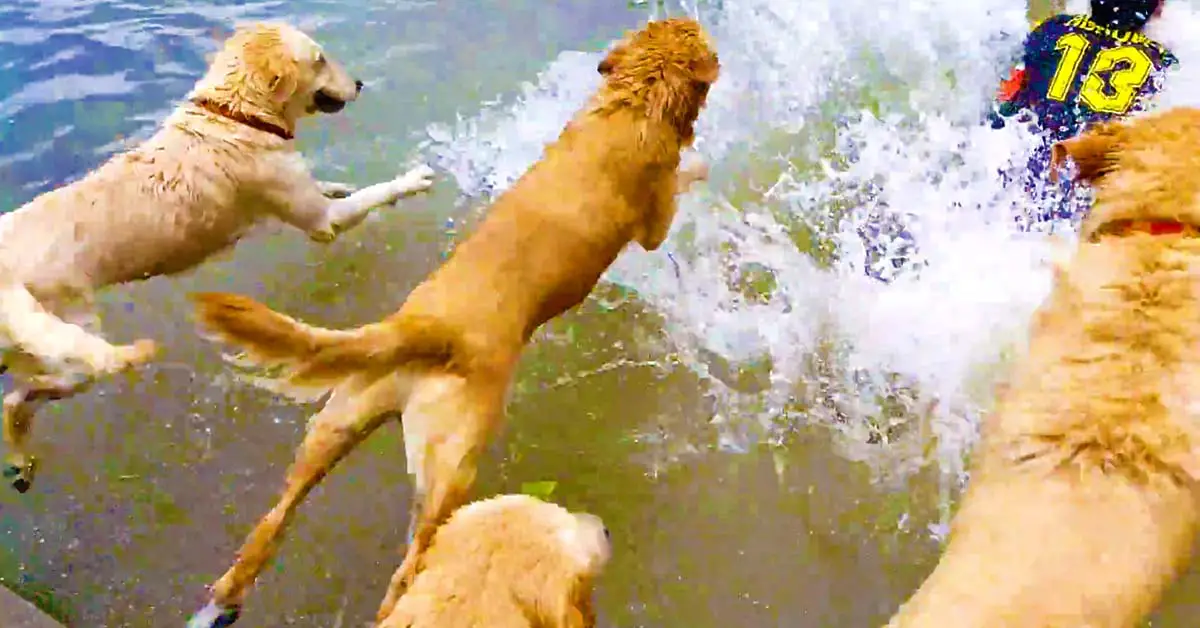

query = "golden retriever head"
[
  {"left": 595, "top": 18, "right": 719, "bottom": 144},
  {"left": 381, "top": 494, "right": 610, "bottom": 628},
  {"left": 1050, "top": 107, "right": 1200, "bottom": 240},
  {"left": 187, "top": 22, "right": 361, "bottom": 139}
]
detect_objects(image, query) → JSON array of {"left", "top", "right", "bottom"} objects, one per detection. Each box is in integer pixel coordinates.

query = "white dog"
[{"left": 0, "top": 22, "right": 435, "bottom": 493}]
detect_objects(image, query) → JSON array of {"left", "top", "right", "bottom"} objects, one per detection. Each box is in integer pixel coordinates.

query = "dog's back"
[
  {"left": 0, "top": 107, "right": 279, "bottom": 295},
  {"left": 399, "top": 109, "right": 674, "bottom": 350},
  {"left": 889, "top": 109, "right": 1200, "bottom": 627}
]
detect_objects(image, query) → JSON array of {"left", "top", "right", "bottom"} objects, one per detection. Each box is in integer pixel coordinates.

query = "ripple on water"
[{"left": 0, "top": 0, "right": 304, "bottom": 201}]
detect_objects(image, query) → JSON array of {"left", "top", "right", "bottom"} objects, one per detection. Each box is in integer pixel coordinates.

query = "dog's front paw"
[
  {"left": 318, "top": 181, "right": 357, "bottom": 199},
  {"left": 393, "top": 164, "right": 436, "bottom": 198},
  {"left": 3, "top": 456, "right": 37, "bottom": 494}
]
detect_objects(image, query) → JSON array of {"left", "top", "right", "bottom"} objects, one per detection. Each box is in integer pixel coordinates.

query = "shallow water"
[{"left": 3, "top": 0, "right": 1200, "bottom": 626}]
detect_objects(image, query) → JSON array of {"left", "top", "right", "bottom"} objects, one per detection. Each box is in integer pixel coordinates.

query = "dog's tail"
[
  {"left": 192, "top": 292, "right": 462, "bottom": 400},
  {"left": 0, "top": 281, "right": 158, "bottom": 375}
]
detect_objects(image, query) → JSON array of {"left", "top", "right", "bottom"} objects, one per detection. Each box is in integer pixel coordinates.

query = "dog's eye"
[{"left": 315, "top": 52, "right": 326, "bottom": 66}]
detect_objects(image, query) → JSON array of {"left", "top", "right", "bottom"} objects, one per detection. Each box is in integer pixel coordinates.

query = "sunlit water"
[{"left": 427, "top": 0, "right": 1200, "bottom": 507}]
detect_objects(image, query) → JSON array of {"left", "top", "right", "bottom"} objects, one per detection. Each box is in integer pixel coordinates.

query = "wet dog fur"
[
  {"left": 376, "top": 494, "right": 610, "bottom": 628},
  {"left": 185, "top": 17, "right": 718, "bottom": 627},
  {"left": 0, "top": 22, "right": 436, "bottom": 494},
  {"left": 887, "top": 108, "right": 1200, "bottom": 627}
]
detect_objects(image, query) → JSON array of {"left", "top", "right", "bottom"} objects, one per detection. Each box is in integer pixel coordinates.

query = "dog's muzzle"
[{"left": 313, "top": 89, "right": 350, "bottom": 114}]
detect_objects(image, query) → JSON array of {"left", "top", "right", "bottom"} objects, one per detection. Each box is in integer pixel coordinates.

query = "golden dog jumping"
[{"left": 187, "top": 17, "right": 718, "bottom": 627}]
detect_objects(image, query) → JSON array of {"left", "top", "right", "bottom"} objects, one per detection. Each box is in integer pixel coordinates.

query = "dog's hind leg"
[
  {"left": 0, "top": 296, "right": 150, "bottom": 494},
  {"left": 2, "top": 385, "right": 44, "bottom": 493},
  {"left": 1, "top": 378, "right": 83, "bottom": 493},
  {"left": 188, "top": 374, "right": 406, "bottom": 628},
  {"left": 0, "top": 285, "right": 158, "bottom": 378},
  {"left": 373, "top": 374, "right": 506, "bottom": 623}
]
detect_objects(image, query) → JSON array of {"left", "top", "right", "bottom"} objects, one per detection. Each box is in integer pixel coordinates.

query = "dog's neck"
[
  {"left": 190, "top": 97, "right": 294, "bottom": 141},
  {"left": 1089, "top": 219, "right": 1200, "bottom": 241}
]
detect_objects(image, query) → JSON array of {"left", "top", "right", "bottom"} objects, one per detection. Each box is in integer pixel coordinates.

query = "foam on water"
[{"left": 421, "top": 0, "right": 1200, "bottom": 499}]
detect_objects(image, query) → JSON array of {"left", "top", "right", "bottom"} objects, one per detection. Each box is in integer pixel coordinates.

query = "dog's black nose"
[{"left": 354, "top": 80, "right": 364, "bottom": 93}]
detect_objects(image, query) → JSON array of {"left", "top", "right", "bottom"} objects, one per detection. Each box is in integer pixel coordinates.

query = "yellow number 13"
[{"left": 1046, "top": 32, "right": 1153, "bottom": 114}]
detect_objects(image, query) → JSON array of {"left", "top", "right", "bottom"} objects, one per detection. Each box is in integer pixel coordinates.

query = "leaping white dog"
[{"left": 0, "top": 21, "right": 435, "bottom": 493}]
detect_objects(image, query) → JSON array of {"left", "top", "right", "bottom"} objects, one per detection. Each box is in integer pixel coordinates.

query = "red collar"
[
  {"left": 191, "top": 98, "right": 293, "bottom": 141},
  {"left": 1094, "top": 219, "right": 1198, "bottom": 240}
]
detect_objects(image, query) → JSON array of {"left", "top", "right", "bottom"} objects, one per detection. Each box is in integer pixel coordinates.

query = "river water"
[{"left": 2, "top": 0, "right": 1200, "bottom": 625}]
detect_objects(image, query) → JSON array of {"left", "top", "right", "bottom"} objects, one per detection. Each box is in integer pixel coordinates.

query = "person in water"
[
  {"left": 860, "top": 0, "right": 1176, "bottom": 281},
  {"left": 991, "top": 0, "right": 1176, "bottom": 225}
]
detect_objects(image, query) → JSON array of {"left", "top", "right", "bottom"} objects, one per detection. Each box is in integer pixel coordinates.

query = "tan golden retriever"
[
  {"left": 185, "top": 17, "right": 718, "bottom": 628},
  {"left": 376, "top": 494, "right": 610, "bottom": 628},
  {"left": 887, "top": 107, "right": 1200, "bottom": 627},
  {"left": 0, "top": 22, "right": 436, "bottom": 494}
]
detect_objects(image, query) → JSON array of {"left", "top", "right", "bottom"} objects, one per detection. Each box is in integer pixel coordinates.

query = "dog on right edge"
[
  {"left": 186, "top": 17, "right": 717, "bottom": 628},
  {"left": 888, "top": 108, "right": 1200, "bottom": 627}
]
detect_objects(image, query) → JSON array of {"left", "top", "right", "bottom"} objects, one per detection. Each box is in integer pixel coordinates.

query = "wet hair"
[{"left": 1090, "top": 0, "right": 1162, "bottom": 30}]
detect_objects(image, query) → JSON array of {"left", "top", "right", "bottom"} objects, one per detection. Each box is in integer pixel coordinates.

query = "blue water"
[
  {"left": 0, "top": 1, "right": 268, "bottom": 206},
  {"left": 0, "top": 0, "right": 641, "bottom": 207}
]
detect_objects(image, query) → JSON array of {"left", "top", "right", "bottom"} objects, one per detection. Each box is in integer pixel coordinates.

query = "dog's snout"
[{"left": 354, "top": 79, "right": 364, "bottom": 93}]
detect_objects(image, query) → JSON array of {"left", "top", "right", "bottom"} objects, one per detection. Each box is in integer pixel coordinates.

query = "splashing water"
[{"left": 421, "top": 0, "right": 1200, "bottom": 510}]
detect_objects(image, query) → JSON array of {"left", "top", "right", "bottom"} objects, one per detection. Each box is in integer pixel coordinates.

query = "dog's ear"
[
  {"left": 642, "top": 58, "right": 717, "bottom": 136},
  {"left": 268, "top": 70, "right": 298, "bottom": 103},
  {"left": 523, "top": 571, "right": 595, "bottom": 628},
  {"left": 254, "top": 44, "right": 299, "bottom": 103},
  {"left": 227, "top": 25, "right": 300, "bottom": 104},
  {"left": 1050, "top": 122, "right": 1125, "bottom": 184}
]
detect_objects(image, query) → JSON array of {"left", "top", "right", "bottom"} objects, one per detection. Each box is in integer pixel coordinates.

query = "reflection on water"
[{"left": 1, "top": 0, "right": 1200, "bottom": 626}]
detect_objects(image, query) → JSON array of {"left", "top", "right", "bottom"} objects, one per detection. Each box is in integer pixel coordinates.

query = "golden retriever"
[
  {"left": 185, "top": 17, "right": 718, "bottom": 628},
  {"left": 376, "top": 494, "right": 610, "bottom": 628},
  {"left": 887, "top": 107, "right": 1200, "bottom": 627},
  {"left": 0, "top": 22, "right": 436, "bottom": 494}
]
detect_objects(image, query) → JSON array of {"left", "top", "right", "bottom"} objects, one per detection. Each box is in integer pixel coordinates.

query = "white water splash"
[{"left": 419, "top": 0, "right": 1200, "bottom": 492}]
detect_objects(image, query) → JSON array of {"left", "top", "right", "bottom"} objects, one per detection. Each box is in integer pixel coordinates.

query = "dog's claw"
[{"left": 187, "top": 600, "right": 241, "bottom": 628}]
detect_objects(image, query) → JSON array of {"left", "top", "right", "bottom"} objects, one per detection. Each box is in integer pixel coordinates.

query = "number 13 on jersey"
[{"left": 1046, "top": 32, "right": 1154, "bottom": 114}]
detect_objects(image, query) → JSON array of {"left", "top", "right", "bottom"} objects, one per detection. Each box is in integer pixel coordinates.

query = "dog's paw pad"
[{"left": 187, "top": 601, "right": 242, "bottom": 628}]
